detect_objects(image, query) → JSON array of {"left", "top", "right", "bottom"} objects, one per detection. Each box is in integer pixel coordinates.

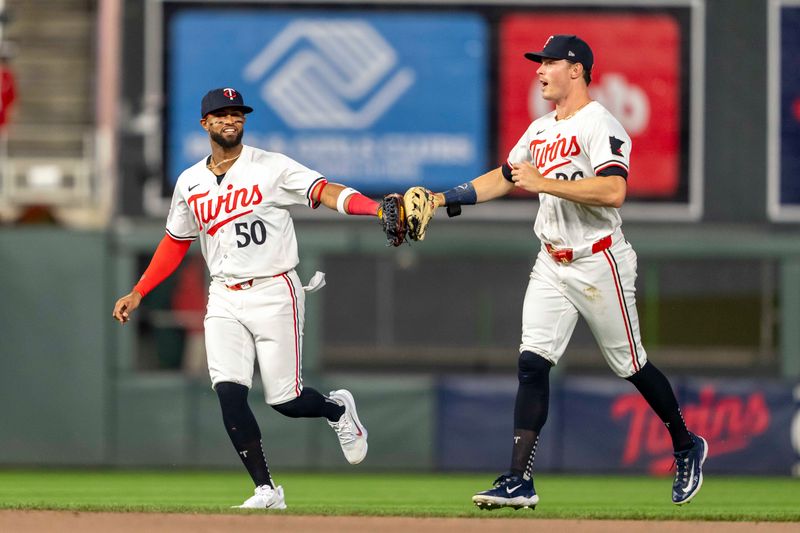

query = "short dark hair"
[{"left": 569, "top": 61, "right": 592, "bottom": 86}]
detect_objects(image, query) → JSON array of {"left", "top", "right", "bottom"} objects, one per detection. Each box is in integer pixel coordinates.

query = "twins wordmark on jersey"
[
  {"left": 166, "top": 145, "right": 326, "bottom": 284},
  {"left": 529, "top": 133, "right": 582, "bottom": 179},
  {"left": 188, "top": 183, "right": 264, "bottom": 236}
]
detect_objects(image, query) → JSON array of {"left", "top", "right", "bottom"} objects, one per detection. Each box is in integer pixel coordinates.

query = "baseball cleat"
[
  {"left": 672, "top": 433, "right": 708, "bottom": 505},
  {"left": 472, "top": 472, "right": 539, "bottom": 510},
  {"left": 327, "top": 389, "right": 368, "bottom": 464},
  {"left": 232, "top": 484, "right": 287, "bottom": 509}
]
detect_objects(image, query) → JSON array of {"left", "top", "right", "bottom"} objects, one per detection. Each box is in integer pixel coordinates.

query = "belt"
[
  {"left": 226, "top": 279, "right": 259, "bottom": 291},
  {"left": 225, "top": 271, "right": 289, "bottom": 291},
  {"left": 545, "top": 235, "right": 612, "bottom": 264}
]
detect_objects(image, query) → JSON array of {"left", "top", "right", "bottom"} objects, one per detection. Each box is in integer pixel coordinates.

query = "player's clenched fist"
[
  {"left": 112, "top": 290, "right": 143, "bottom": 324},
  {"left": 510, "top": 161, "right": 547, "bottom": 193}
]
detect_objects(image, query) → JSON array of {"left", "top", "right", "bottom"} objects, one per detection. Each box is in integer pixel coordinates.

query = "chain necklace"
[
  {"left": 556, "top": 100, "right": 592, "bottom": 121},
  {"left": 207, "top": 152, "right": 241, "bottom": 171}
]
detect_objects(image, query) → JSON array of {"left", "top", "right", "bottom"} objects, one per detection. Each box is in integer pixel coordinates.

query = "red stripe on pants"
[
  {"left": 280, "top": 273, "right": 301, "bottom": 395},
  {"left": 602, "top": 250, "right": 639, "bottom": 372}
]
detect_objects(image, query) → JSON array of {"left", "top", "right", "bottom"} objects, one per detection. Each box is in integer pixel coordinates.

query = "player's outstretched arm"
[
  {"left": 112, "top": 234, "right": 191, "bottom": 324},
  {"left": 315, "top": 182, "right": 380, "bottom": 216},
  {"left": 430, "top": 167, "right": 514, "bottom": 217},
  {"left": 398, "top": 167, "right": 513, "bottom": 240},
  {"left": 312, "top": 181, "right": 406, "bottom": 246}
]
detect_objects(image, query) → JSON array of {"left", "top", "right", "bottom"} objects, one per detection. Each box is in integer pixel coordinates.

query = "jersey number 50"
[{"left": 235, "top": 220, "right": 267, "bottom": 248}]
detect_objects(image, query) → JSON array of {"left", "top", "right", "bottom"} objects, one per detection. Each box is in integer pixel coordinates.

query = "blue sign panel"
[
  {"left": 436, "top": 375, "right": 800, "bottom": 474},
  {"left": 780, "top": 6, "right": 800, "bottom": 205},
  {"left": 437, "top": 376, "right": 559, "bottom": 471},
  {"left": 167, "top": 10, "right": 487, "bottom": 195},
  {"left": 562, "top": 377, "right": 798, "bottom": 475}
]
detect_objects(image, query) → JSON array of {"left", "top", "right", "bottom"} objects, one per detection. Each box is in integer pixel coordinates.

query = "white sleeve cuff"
[{"left": 336, "top": 187, "right": 358, "bottom": 214}]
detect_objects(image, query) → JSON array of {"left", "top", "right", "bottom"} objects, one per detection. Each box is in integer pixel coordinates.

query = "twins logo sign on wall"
[
  {"left": 167, "top": 11, "right": 487, "bottom": 195},
  {"left": 499, "top": 14, "right": 683, "bottom": 200}
]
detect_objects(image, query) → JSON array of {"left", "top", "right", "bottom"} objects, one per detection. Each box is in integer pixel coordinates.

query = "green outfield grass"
[{"left": 0, "top": 470, "right": 798, "bottom": 521}]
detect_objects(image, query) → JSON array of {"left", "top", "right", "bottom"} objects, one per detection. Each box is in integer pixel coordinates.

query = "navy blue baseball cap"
[
  {"left": 200, "top": 87, "right": 254, "bottom": 117},
  {"left": 525, "top": 34, "right": 593, "bottom": 71}
]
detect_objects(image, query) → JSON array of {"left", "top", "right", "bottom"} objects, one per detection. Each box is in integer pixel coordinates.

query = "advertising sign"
[
  {"left": 167, "top": 10, "right": 487, "bottom": 195},
  {"left": 555, "top": 377, "right": 799, "bottom": 474},
  {"left": 437, "top": 376, "right": 799, "bottom": 474},
  {"left": 437, "top": 376, "right": 558, "bottom": 471},
  {"left": 768, "top": 2, "right": 800, "bottom": 220},
  {"left": 499, "top": 13, "right": 684, "bottom": 200}
]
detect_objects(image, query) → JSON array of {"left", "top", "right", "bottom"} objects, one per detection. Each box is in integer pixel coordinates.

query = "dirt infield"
[{"left": 1, "top": 511, "right": 798, "bottom": 533}]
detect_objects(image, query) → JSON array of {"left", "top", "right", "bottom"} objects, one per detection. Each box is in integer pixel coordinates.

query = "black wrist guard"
[{"left": 446, "top": 204, "right": 462, "bottom": 218}]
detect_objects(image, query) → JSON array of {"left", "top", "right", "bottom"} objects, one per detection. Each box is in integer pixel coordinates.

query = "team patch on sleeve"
[{"left": 609, "top": 136, "right": 625, "bottom": 156}]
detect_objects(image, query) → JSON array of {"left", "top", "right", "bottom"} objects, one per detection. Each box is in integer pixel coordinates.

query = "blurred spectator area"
[
  {"left": 0, "top": 0, "right": 95, "bottom": 210},
  {"left": 134, "top": 252, "right": 208, "bottom": 377}
]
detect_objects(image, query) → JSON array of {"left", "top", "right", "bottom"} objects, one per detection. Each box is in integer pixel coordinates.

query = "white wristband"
[{"left": 336, "top": 187, "right": 358, "bottom": 214}]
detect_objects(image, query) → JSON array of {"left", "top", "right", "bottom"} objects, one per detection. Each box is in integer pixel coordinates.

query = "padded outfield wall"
[{"left": 0, "top": 227, "right": 799, "bottom": 474}]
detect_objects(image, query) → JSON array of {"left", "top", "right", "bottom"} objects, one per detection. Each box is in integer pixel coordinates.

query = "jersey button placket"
[
  {"left": 222, "top": 228, "right": 233, "bottom": 281},
  {"left": 222, "top": 232, "right": 230, "bottom": 260}
]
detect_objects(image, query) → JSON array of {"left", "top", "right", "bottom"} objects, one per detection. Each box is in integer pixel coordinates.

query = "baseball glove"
[
  {"left": 378, "top": 193, "right": 407, "bottom": 247},
  {"left": 403, "top": 186, "right": 436, "bottom": 241}
]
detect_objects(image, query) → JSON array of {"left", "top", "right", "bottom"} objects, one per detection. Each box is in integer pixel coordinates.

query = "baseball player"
[
  {"left": 418, "top": 35, "right": 707, "bottom": 508},
  {"left": 112, "top": 87, "right": 390, "bottom": 509}
]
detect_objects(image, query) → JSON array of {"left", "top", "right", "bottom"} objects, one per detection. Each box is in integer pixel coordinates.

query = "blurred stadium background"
[{"left": 0, "top": 0, "right": 798, "bottom": 478}]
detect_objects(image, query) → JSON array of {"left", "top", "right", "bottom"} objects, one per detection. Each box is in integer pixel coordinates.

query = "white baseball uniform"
[
  {"left": 507, "top": 101, "right": 646, "bottom": 377},
  {"left": 165, "top": 144, "right": 327, "bottom": 404}
]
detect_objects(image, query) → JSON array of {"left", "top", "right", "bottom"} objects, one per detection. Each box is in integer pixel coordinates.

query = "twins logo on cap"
[
  {"left": 200, "top": 87, "right": 254, "bottom": 117},
  {"left": 524, "top": 34, "right": 594, "bottom": 71}
]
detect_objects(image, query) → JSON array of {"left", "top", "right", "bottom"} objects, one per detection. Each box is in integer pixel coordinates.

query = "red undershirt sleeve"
[
  {"left": 133, "top": 234, "right": 192, "bottom": 298},
  {"left": 346, "top": 192, "right": 380, "bottom": 216}
]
